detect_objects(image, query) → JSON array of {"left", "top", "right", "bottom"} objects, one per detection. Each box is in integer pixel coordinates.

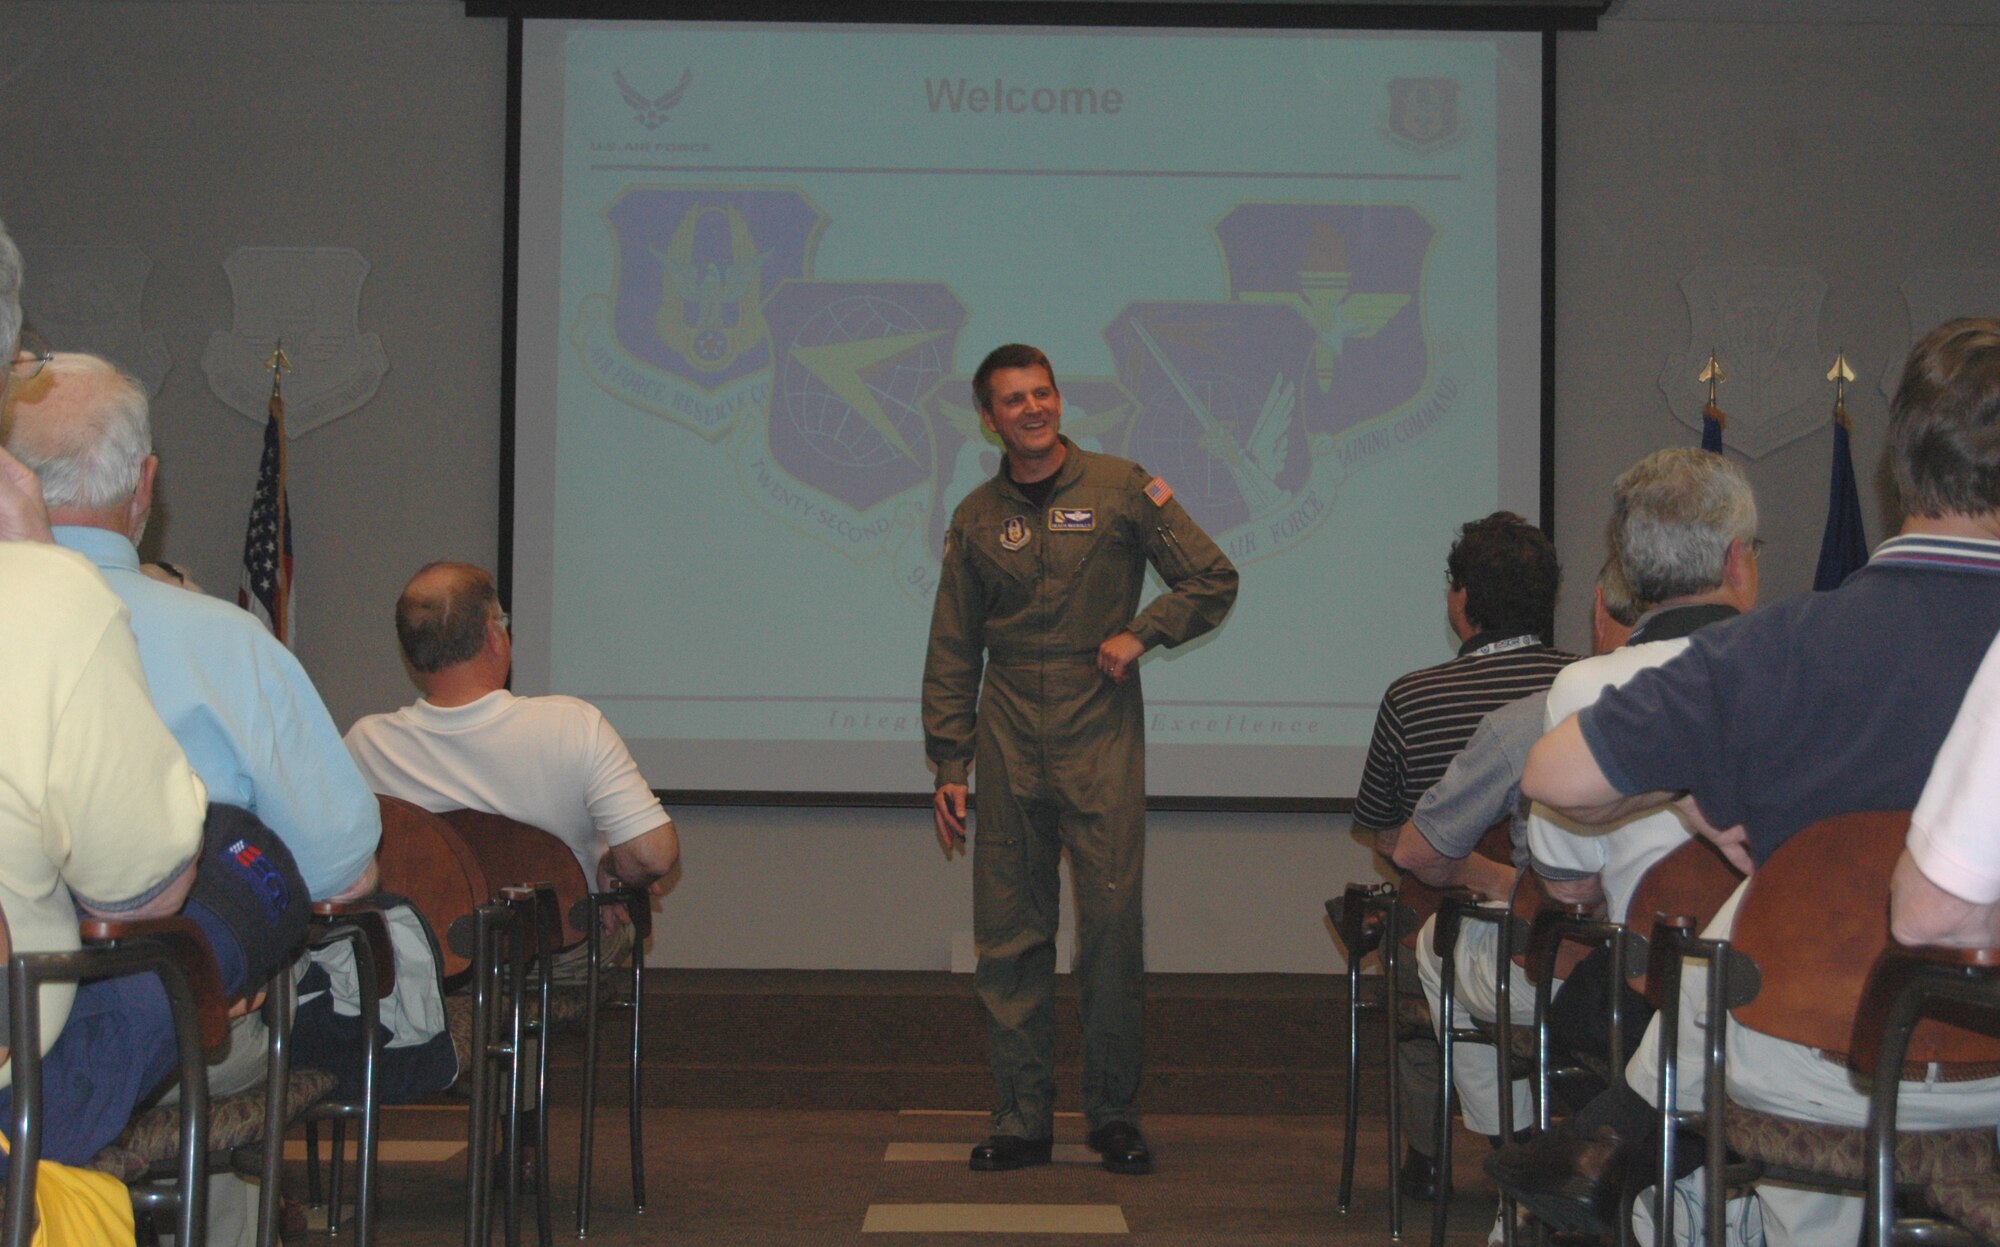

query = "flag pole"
[
  {"left": 1813, "top": 351, "right": 1868, "bottom": 591},
  {"left": 1698, "top": 351, "right": 1727, "bottom": 453}
]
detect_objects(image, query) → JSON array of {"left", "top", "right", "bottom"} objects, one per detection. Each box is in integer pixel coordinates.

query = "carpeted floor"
[
  {"left": 267, "top": 969, "right": 1505, "bottom": 1244},
  {"left": 299, "top": 1102, "right": 1503, "bottom": 1245}
]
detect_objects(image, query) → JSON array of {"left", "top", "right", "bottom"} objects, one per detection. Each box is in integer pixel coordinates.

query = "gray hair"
[
  {"left": 0, "top": 219, "right": 20, "bottom": 364},
  {"left": 5, "top": 354, "right": 154, "bottom": 510},
  {"left": 1609, "top": 447, "right": 1757, "bottom": 603},
  {"left": 1596, "top": 554, "right": 1644, "bottom": 628}
]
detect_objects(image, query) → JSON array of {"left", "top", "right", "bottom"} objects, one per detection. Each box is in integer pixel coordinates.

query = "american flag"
[{"left": 238, "top": 374, "right": 294, "bottom": 646}]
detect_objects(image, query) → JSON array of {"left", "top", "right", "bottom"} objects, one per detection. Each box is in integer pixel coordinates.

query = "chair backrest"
[
  {"left": 1624, "top": 836, "right": 1744, "bottom": 1002},
  {"left": 374, "top": 795, "right": 487, "bottom": 978},
  {"left": 1731, "top": 810, "right": 2000, "bottom": 1066},
  {"left": 437, "top": 810, "right": 593, "bottom": 949}
]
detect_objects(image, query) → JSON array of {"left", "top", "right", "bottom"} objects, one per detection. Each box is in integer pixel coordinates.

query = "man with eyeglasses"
[
  {"left": 4, "top": 345, "right": 382, "bottom": 1247},
  {"left": 345, "top": 561, "right": 682, "bottom": 952}
]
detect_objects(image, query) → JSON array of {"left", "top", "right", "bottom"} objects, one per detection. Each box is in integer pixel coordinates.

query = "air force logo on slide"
[{"left": 1048, "top": 508, "right": 1095, "bottom": 531}]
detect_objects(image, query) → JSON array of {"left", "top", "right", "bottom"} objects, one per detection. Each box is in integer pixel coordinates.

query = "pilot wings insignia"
[{"left": 615, "top": 67, "right": 693, "bottom": 129}]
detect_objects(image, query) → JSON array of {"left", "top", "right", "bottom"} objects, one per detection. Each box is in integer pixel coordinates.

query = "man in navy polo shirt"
[{"left": 1491, "top": 318, "right": 2000, "bottom": 1247}]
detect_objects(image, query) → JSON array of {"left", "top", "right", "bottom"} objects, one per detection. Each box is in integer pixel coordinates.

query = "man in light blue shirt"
[{"left": 6, "top": 352, "right": 381, "bottom": 903}]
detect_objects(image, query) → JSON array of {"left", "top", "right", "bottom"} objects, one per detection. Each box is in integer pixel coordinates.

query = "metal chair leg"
[
  {"left": 256, "top": 969, "right": 298, "bottom": 1247},
  {"left": 578, "top": 915, "right": 601, "bottom": 1238},
  {"left": 628, "top": 917, "right": 646, "bottom": 1216}
]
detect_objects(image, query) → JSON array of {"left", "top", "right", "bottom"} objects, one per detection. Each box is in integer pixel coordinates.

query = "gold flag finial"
[
  {"left": 1698, "top": 352, "right": 1725, "bottom": 404},
  {"left": 266, "top": 341, "right": 292, "bottom": 389},
  {"left": 1828, "top": 351, "right": 1856, "bottom": 429}
]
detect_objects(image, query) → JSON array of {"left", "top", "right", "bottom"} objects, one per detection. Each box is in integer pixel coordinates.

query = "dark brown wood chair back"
[
  {"left": 1624, "top": 835, "right": 1745, "bottom": 1004},
  {"left": 374, "top": 795, "right": 486, "bottom": 978},
  {"left": 1732, "top": 809, "right": 2000, "bottom": 1066},
  {"left": 438, "top": 810, "right": 593, "bottom": 948}
]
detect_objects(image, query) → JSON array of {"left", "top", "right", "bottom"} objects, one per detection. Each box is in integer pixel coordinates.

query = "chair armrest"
[
  {"left": 1851, "top": 943, "right": 2000, "bottom": 1076},
  {"left": 79, "top": 915, "right": 230, "bottom": 1052},
  {"left": 310, "top": 901, "right": 397, "bottom": 998}
]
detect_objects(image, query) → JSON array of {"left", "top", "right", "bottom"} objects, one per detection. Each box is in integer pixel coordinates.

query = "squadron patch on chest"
[
  {"left": 1048, "top": 507, "right": 1096, "bottom": 532},
  {"left": 999, "top": 516, "right": 1031, "bottom": 550}
]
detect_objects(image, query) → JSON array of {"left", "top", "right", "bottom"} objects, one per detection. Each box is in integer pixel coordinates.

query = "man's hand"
[
  {"left": 934, "top": 783, "right": 969, "bottom": 851},
  {"left": 1673, "top": 793, "right": 1754, "bottom": 875},
  {"left": 0, "top": 445, "right": 53, "bottom": 544},
  {"left": 1097, "top": 631, "right": 1147, "bottom": 684}
]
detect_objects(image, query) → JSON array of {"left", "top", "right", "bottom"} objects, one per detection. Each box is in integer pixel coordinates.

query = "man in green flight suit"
[{"left": 923, "top": 343, "right": 1239, "bottom": 1175}]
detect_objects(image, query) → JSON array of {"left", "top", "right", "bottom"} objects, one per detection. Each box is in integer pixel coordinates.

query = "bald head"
[
  {"left": 4, "top": 353, "right": 154, "bottom": 533},
  {"left": 396, "top": 561, "right": 503, "bottom": 678}
]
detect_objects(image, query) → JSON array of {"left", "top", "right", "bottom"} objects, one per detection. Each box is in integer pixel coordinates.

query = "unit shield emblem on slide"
[
  {"left": 1218, "top": 203, "right": 1461, "bottom": 486},
  {"left": 731, "top": 280, "right": 967, "bottom": 570},
  {"left": 1383, "top": 77, "right": 1462, "bottom": 154},
  {"left": 572, "top": 187, "right": 825, "bottom": 439},
  {"left": 1106, "top": 302, "right": 1328, "bottom": 564}
]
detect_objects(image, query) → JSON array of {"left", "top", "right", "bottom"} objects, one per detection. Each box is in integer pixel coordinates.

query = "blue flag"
[
  {"left": 1813, "top": 418, "right": 1868, "bottom": 591},
  {"left": 1700, "top": 402, "right": 1726, "bottom": 454}
]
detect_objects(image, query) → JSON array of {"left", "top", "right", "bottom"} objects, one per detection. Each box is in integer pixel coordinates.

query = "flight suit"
[{"left": 922, "top": 438, "right": 1238, "bottom": 1139}]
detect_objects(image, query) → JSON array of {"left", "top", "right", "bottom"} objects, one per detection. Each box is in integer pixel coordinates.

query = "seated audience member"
[
  {"left": 0, "top": 221, "right": 213, "bottom": 1171},
  {"left": 1355, "top": 511, "right": 1579, "bottom": 1198},
  {"left": 1894, "top": 627, "right": 2000, "bottom": 949},
  {"left": 1525, "top": 448, "right": 1759, "bottom": 1077},
  {"left": 1353, "top": 512, "right": 1579, "bottom": 858},
  {"left": 4, "top": 352, "right": 382, "bottom": 904},
  {"left": 7, "top": 351, "right": 376, "bottom": 1246},
  {"left": 1391, "top": 556, "right": 1641, "bottom": 1244},
  {"left": 346, "top": 562, "right": 681, "bottom": 976},
  {"left": 1491, "top": 318, "right": 2000, "bottom": 1247}
]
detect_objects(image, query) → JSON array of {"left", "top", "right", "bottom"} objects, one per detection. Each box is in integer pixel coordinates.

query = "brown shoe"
[{"left": 1483, "top": 1124, "right": 1629, "bottom": 1237}]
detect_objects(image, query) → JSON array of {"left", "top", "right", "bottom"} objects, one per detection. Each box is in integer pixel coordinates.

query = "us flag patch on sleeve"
[{"left": 1143, "top": 477, "right": 1174, "bottom": 507}]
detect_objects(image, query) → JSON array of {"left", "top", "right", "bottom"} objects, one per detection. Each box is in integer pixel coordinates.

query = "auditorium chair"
[
  {"left": 439, "top": 809, "right": 654, "bottom": 1241},
  {"left": 1854, "top": 940, "right": 2000, "bottom": 1247},
  {"left": 1511, "top": 836, "right": 1741, "bottom": 1247},
  {"left": 1430, "top": 870, "right": 1537, "bottom": 1247},
  {"left": 0, "top": 912, "right": 221, "bottom": 1247},
  {"left": 1648, "top": 812, "right": 2000, "bottom": 1247},
  {"left": 374, "top": 795, "right": 541, "bottom": 1247},
  {"left": 296, "top": 901, "right": 397, "bottom": 1245},
  {"left": 1326, "top": 818, "right": 1515, "bottom": 1238}
]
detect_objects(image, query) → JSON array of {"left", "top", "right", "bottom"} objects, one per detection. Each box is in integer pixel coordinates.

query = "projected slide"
[{"left": 514, "top": 21, "right": 1545, "bottom": 802}]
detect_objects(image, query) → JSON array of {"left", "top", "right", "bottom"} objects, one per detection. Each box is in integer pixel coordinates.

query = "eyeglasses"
[
  {"left": 1748, "top": 538, "right": 1766, "bottom": 556},
  {"left": 7, "top": 328, "right": 51, "bottom": 380},
  {"left": 495, "top": 608, "right": 511, "bottom": 633}
]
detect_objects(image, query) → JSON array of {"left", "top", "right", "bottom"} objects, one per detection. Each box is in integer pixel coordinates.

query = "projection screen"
[{"left": 512, "top": 17, "right": 1547, "bottom": 805}]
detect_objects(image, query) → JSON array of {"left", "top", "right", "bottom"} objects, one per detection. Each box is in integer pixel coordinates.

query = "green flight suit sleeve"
[
  {"left": 922, "top": 521, "right": 986, "bottom": 789},
  {"left": 1125, "top": 469, "right": 1239, "bottom": 651}
]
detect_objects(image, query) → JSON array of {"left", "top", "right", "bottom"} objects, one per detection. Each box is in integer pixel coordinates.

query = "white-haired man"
[
  {"left": 0, "top": 220, "right": 213, "bottom": 1183},
  {"left": 6, "top": 351, "right": 378, "bottom": 1246}
]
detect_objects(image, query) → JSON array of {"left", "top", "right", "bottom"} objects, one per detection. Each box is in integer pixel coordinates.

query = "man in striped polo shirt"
[
  {"left": 1353, "top": 512, "right": 1579, "bottom": 859},
  {"left": 1352, "top": 510, "right": 1578, "bottom": 1197}
]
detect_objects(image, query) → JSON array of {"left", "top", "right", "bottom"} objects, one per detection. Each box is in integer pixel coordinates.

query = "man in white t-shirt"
[{"left": 345, "top": 563, "right": 681, "bottom": 945}]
